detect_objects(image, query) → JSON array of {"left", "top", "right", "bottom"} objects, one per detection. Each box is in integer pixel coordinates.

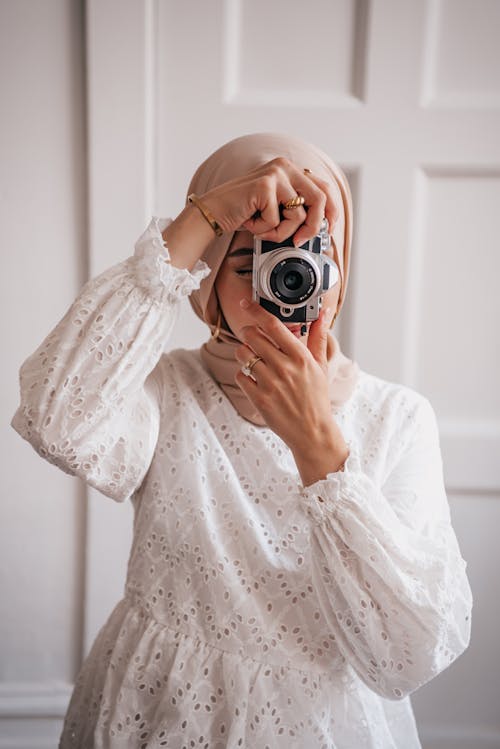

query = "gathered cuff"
[
  {"left": 132, "top": 216, "right": 211, "bottom": 302},
  {"left": 300, "top": 442, "right": 366, "bottom": 525}
]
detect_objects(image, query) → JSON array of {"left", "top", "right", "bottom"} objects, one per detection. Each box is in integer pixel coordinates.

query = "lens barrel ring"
[{"left": 269, "top": 257, "right": 316, "bottom": 304}]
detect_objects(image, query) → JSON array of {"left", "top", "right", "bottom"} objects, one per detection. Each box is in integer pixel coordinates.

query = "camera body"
[{"left": 252, "top": 218, "right": 339, "bottom": 323}]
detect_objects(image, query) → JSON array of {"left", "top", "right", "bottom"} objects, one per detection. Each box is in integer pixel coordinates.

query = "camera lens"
[
  {"left": 283, "top": 270, "right": 302, "bottom": 291},
  {"left": 270, "top": 259, "right": 316, "bottom": 304}
]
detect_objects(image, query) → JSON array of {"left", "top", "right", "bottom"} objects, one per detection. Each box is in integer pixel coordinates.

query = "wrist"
[
  {"left": 199, "top": 190, "right": 233, "bottom": 235},
  {"left": 291, "top": 425, "right": 350, "bottom": 487},
  {"left": 187, "top": 193, "right": 223, "bottom": 237},
  {"left": 161, "top": 203, "right": 215, "bottom": 271}
]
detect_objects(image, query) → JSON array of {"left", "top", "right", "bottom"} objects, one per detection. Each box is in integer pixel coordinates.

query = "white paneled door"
[{"left": 86, "top": 1, "right": 500, "bottom": 746}]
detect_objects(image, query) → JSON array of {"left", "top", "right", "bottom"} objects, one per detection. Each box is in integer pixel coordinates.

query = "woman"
[{"left": 11, "top": 132, "right": 472, "bottom": 748}]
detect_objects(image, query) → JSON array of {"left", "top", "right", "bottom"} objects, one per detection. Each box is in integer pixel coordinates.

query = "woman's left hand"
[{"left": 234, "top": 299, "right": 348, "bottom": 462}]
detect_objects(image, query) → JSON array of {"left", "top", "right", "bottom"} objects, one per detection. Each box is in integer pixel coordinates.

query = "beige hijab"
[{"left": 187, "top": 132, "right": 360, "bottom": 426}]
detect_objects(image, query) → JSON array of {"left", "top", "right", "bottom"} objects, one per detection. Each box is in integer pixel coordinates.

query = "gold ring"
[
  {"left": 283, "top": 195, "right": 305, "bottom": 210},
  {"left": 303, "top": 168, "right": 312, "bottom": 175},
  {"left": 241, "top": 355, "right": 263, "bottom": 377}
]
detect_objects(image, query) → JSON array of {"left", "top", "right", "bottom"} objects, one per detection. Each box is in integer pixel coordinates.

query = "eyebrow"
[{"left": 227, "top": 247, "right": 253, "bottom": 258}]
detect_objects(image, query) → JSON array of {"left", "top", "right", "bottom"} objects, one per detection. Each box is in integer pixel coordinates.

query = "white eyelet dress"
[{"left": 11, "top": 216, "right": 473, "bottom": 749}]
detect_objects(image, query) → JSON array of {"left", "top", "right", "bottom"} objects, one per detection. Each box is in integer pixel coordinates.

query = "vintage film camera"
[{"left": 252, "top": 218, "right": 339, "bottom": 325}]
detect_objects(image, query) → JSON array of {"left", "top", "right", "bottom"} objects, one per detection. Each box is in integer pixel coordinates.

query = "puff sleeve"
[
  {"left": 300, "top": 396, "right": 473, "bottom": 701},
  {"left": 10, "top": 217, "right": 211, "bottom": 503}
]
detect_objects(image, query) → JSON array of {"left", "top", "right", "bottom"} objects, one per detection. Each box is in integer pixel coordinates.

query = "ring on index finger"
[{"left": 283, "top": 195, "right": 305, "bottom": 210}]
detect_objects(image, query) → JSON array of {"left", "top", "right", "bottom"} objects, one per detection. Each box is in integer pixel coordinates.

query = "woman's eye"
[{"left": 235, "top": 269, "right": 252, "bottom": 276}]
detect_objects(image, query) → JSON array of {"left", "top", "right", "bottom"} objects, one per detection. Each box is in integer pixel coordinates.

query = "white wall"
[
  {"left": 1, "top": 1, "right": 499, "bottom": 747},
  {"left": 1, "top": 0, "right": 87, "bottom": 746}
]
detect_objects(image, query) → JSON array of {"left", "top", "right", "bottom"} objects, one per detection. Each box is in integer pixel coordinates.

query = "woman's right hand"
[
  {"left": 162, "top": 157, "right": 339, "bottom": 271},
  {"left": 200, "top": 157, "right": 339, "bottom": 248}
]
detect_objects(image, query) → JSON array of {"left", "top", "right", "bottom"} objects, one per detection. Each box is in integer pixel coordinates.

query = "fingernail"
[
  {"left": 240, "top": 298, "right": 250, "bottom": 308},
  {"left": 323, "top": 307, "right": 331, "bottom": 326}
]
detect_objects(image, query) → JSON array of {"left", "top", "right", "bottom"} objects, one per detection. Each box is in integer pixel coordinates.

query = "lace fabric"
[
  {"left": 10, "top": 217, "right": 210, "bottom": 503},
  {"left": 10, "top": 216, "right": 473, "bottom": 748}
]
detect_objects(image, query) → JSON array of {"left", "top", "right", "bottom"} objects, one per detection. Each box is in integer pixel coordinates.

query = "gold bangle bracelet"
[{"left": 187, "top": 193, "right": 223, "bottom": 237}]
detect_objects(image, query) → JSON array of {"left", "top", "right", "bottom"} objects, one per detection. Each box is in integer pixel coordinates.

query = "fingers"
[
  {"left": 252, "top": 158, "right": 338, "bottom": 247},
  {"left": 242, "top": 174, "right": 281, "bottom": 236},
  {"left": 299, "top": 171, "right": 340, "bottom": 242},
  {"left": 233, "top": 328, "right": 294, "bottom": 402},
  {"left": 257, "top": 201, "right": 308, "bottom": 244},
  {"left": 203, "top": 156, "right": 340, "bottom": 242},
  {"left": 243, "top": 173, "right": 308, "bottom": 243},
  {"left": 234, "top": 341, "right": 270, "bottom": 392},
  {"left": 235, "top": 327, "right": 284, "bottom": 376},
  {"left": 288, "top": 171, "right": 327, "bottom": 246},
  {"left": 237, "top": 299, "right": 303, "bottom": 359},
  {"left": 306, "top": 306, "right": 331, "bottom": 371},
  {"left": 234, "top": 362, "right": 260, "bottom": 405}
]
